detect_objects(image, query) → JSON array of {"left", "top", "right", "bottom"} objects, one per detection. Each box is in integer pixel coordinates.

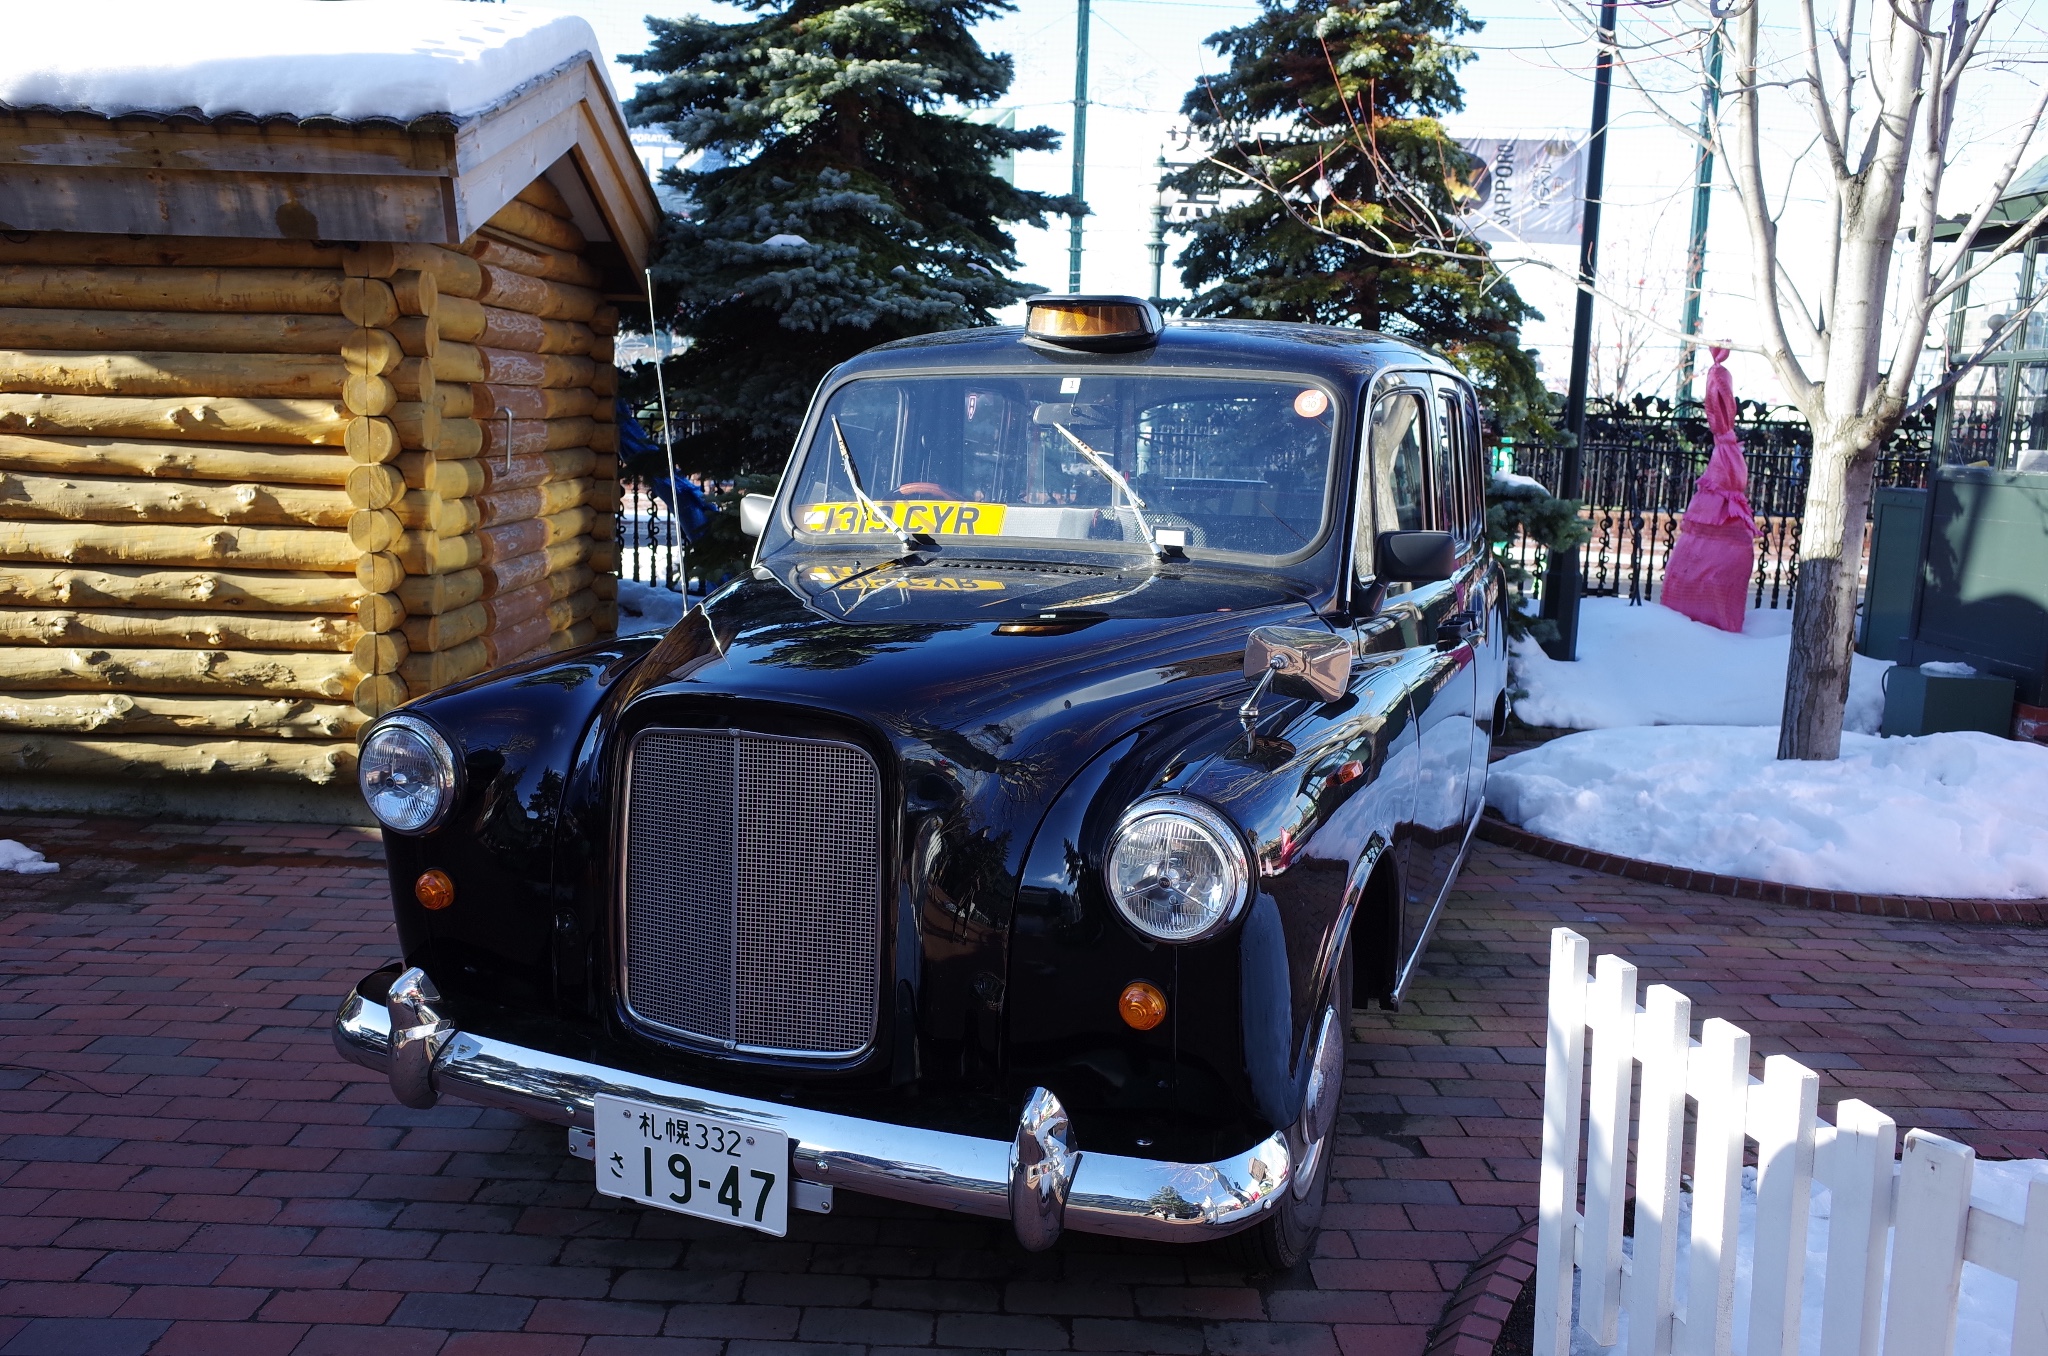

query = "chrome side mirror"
[
  {"left": 1240, "top": 625, "right": 1352, "bottom": 735},
  {"left": 739, "top": 493, "right": 774, "bottom": 538}
]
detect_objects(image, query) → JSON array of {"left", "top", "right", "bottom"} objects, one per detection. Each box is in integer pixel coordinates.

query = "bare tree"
[
  {"left": 1589, "top": 234, "right": 1680, "bottom": 400},
  {"left": 1707, "top": 0, "right": 2048, "bottom": 759}
]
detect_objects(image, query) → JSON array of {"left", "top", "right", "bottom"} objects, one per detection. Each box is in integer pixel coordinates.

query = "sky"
[{"left": 529, "top": 0, "right": 2046, "bottom": 407}]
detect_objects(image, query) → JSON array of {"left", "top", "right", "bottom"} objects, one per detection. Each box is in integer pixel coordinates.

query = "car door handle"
[{"left": 1436, "top": 610, "right": 1480, "bottom": 651}]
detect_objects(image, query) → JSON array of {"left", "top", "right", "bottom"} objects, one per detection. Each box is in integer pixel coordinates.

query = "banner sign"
[{"left": 1451, "top": 138, "right": 1586, "bottom": 246}]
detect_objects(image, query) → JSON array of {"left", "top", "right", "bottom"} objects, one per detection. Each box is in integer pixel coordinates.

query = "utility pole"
[
  {"left": 1540, "top": 0, "right": 1619, "bottom": 662},
  {"left": 1676, "top": 28, "right": 1724, "bottom": 405},
  {"left": 1146, "top": 155, "right": 1168, "bottom": 303},
  {"left": 1068, "top": 0, "right": 1090, "bottom": 293}
]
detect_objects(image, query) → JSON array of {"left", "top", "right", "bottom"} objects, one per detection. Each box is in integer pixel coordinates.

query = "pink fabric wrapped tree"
[{"left": 1660, "top": 347, "right": 1762, "bottom": 632}]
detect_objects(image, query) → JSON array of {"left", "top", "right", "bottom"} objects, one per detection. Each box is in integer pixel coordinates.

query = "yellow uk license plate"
[{"left": 798, "top": 500, "right": 1008, "bottom": 536}]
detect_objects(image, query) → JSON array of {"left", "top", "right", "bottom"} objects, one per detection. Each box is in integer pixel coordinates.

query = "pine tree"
[
  {"left": 624, "top": 0, "right": 1076, "bottom": 556},
  {"left": 1172, "top": 0, "right": 1549, "bottom": 438}
]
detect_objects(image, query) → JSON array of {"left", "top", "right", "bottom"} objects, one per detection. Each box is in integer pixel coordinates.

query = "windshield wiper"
[
  {"left": 1052, "top": 423, "right": 1161, "bottom": 557},
  {"left": 832, "top": 415, "right": 934, "bottom": 552}
]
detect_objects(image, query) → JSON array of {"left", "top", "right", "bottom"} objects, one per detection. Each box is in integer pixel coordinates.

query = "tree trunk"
[
  {"left": 1777, "top": 429, "right": 1883, "bottom": 759},
  {"left": 0, "top": 435, "right": 351, "bottom": 485},
  {"left": 0, "top": 607, "right": 358, "bottom": 650},
  {"left": 0, "top": 732, "right": 356, "bottom": 782},
  {"left": 438, "top": 298, "right": 487, "bottom": 343},
  {"left": 465, "top": 235, "right": 604, "bottom": 290},
  {"left": 485, "top": 200, "right": 588, "bottom": 255},
  {"left": 0, "top": 563, "right": 360, "bottom": 612},
  {"left": 0, "top": 692, "right": 362, "bottom": 738}
]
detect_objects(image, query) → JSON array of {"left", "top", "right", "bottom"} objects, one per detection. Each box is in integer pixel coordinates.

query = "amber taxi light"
[
  {"left": 414, "top": 869, "right": 455, "bottom": 911},
  {"left": 1119, "top": 981, "right": 1168, "bottom": 1031},
  {"left": 1024, "top": 294, "right": 1163, "bottom": 352}
]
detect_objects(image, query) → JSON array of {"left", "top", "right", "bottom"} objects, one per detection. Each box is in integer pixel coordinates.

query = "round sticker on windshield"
[{"left": 1294, "top": 388, "right": 1330, "bottom": 418}]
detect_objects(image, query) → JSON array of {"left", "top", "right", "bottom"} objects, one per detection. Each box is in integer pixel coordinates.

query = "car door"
[{"left": 1356, "top": 380, "right": 1475, "bottom": 979}]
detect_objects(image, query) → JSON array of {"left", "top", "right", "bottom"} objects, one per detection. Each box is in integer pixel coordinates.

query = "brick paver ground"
[{"left": 1, "top": 812, "right": 2043, "bottom": 1356}]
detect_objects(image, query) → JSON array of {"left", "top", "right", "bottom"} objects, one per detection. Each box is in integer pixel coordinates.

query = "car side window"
[
  {"left": 1428, "top": 401, "right": 1460, "bottom": 539},
  {"left": 1437, "top": 392, "right": 1464, "bottom": 542},
  {"left": 1356, "top": 388, "right": 1430, "bottom": 592},
  {"left": 1367, "top": 390, "right": 1427, "bottom": 536},
  {"left": 1462, "top": 389, "right": 1485, "bottom": 539}
]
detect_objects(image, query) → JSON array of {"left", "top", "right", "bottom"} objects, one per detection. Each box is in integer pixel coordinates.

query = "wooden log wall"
[{"left": 0, "top": 177, "right": 621, "bottom": 784}]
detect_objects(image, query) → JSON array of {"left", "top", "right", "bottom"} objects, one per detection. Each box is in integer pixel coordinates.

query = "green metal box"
[
  {"left": 1858, "top": 487, "right": 1926, "bottom": 660},
  {"left": 1905, "top": 467, "right": 2048, "bottom": 703},
  {"left": 1880, "top": 664, "right": 2018, "bottom": 738}
]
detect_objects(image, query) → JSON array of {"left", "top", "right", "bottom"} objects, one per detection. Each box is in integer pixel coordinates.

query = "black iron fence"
[
  {"left": 1497, "top": 398, "right": 1935, "bottom": 612},
  {"left": 616, "top": 478, "right": 691, "bottom": 594}
]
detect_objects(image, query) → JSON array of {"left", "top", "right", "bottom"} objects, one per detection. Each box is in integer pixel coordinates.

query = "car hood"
[{"left": 615, "top": 558, "right": 1322, "bottom": 772}]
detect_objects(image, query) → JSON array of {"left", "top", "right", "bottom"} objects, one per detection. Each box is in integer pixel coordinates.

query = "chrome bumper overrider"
[{"left": 332, "top": 970, "right": 1292, "bottom": 1246}]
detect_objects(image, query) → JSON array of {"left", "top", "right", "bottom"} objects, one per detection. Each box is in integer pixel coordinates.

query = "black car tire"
[{"left": 1228, "top": 936, "right": 1351, "bottom": 1273}]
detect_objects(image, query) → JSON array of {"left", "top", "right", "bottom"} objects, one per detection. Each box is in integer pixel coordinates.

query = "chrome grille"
[{"left": 623, "top": 728, "right": 882, "bottom": 1058}]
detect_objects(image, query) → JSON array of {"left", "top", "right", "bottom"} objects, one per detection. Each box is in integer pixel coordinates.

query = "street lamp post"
[
  {"left": 1540, "top": 0, "right": 1620, "bottom": 662},
  {"left": 1676, "top": 28, "right": 1724, "bottom": 405},
  {"left": 1068, "top": 0, "right": 1090, "bottom": 294},
  {"left": 1147, "top": 155, "right": 1168, "bottom": 304}
]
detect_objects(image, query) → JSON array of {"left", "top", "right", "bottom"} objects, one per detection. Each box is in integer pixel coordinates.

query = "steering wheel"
[{"left": 895, "top": 481, "right": 958, "bottom": 499}]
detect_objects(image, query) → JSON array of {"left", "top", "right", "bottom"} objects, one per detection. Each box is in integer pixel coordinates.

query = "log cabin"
[{"left": 0, "top": 6, "right": 659, "bottom": 819}]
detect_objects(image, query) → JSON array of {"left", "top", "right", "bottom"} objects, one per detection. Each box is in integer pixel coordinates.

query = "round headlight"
[
  {"left": 358, "top": 715, "right": 458, "bottom": 834},
  {"left": 1104, "top": 796, "right": 1250, "bottom": 943}
]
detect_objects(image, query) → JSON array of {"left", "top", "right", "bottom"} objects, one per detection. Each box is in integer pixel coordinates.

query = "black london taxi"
[{"left": 333, "top": 296, "right": 1505, "bottom": 1268}]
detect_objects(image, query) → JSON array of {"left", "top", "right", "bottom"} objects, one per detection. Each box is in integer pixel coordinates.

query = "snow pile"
[
  {"left": 1512, "top": 598, "right": 1893, "bottom": 734},
  {"left": 0, "top": 2, "right": 599, "bottom": 122},
  {"left": 1571, "top": 1159, "right": 2048, "bottom": 1355},
  {"left": 0, "top": 841, "right": 59, "bottom": 876},
  {"left": 1488, "top": 726, "right": 2048, "bottom": 898},
  {"left": 616, "top": 579, "right": 690, "bottom": 637}
]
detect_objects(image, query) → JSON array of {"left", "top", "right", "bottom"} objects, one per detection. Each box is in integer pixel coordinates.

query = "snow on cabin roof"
[{"left": 0, "top": 0, "right": 603, "bottom": 124}]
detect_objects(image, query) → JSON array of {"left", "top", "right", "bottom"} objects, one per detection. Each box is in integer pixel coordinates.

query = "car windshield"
[{"left": 780, "top": 372, "right": 1340, "bottom": 562}]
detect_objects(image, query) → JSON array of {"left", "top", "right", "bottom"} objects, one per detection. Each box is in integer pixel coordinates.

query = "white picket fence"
[{"left": 1535, "top": 927, "right": 2048, "bottom": 1356}]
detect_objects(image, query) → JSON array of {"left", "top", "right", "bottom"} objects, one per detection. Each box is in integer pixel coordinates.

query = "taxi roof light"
[{"left": 1024, "top": 294, "right": 1164, "bottom": 352}]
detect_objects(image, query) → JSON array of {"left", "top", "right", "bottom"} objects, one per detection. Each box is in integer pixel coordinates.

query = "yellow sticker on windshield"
[{"left": 799, "top": 501, "right": 1009, "bottom": 536}]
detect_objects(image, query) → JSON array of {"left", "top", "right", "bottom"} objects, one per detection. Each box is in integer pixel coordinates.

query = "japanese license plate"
[{"left": 593, "top": 1094, "right": 790, "bottom": 1237}]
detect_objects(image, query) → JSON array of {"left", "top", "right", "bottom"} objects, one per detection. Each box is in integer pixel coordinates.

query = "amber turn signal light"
[
  {"left": 1119, "top": 981, "right": 1167, "bottom": 1031},
  {"left": 414, "top": 869, "right": 455, "bottom": 911}
]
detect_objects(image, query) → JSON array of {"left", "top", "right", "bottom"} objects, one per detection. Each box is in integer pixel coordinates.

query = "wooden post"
[
  {"left": 1534, "top": 928, "right": 1589, "bottom": 1356},
  {"left": 1746, "top": 1055, "right": 1819, "bottom": 1356},
  {"left": 1816, "top": 1099, "right": 1896, "bottom": 1356},
  {"left": 1683, "top": 1019, "right": 1750, "bottom": 1356},
  {"left": 1628, "top": 983, "right": 1692, "bottom": 1356},
  {"left": 1881, "top": 1131, "right": 1974, "bottom": 1356},
  {"left": 2015, "top": 1177, "right": 2048, "bottom": 1356},
  {"left": 1580, "top": 953, "right": 1638, "bottom": 1347}
]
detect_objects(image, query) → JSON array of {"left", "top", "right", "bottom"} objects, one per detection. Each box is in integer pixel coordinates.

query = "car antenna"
[
  {"left": 644, "top": 267, "right": 689, "bottom": 599},
  {"left": 1052, "top": 423, "right": 1163, "bottom": 558}
]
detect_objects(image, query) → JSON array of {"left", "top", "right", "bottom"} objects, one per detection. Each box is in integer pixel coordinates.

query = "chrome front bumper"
[{"left": 331, "top": 969, "right": 1292, "bottom": 1247}]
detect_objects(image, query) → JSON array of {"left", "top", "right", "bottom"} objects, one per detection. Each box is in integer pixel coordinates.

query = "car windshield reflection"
[{"left": 778, "top": 372, "right": 1340, "bottom": 565}]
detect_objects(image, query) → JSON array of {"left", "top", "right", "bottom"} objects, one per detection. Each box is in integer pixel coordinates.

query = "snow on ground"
[
  {"left": 1511, "top": 598, "right": 1893, "bottom": 734},
  {"left": 0, "top": 3, "right": 598, "bottom": 121},
  {"left": 1571, "top": 1159, "right": 2048, "bottom": 1355},
  {"left": 1487, "top": 725, "right": 2048, "bottom": 898},
  {"left": 615, "top": 578, "right": 690, "bottom": 637},
  {"left": 0, "top": 841, "right": 58, "bottom": 875}
]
